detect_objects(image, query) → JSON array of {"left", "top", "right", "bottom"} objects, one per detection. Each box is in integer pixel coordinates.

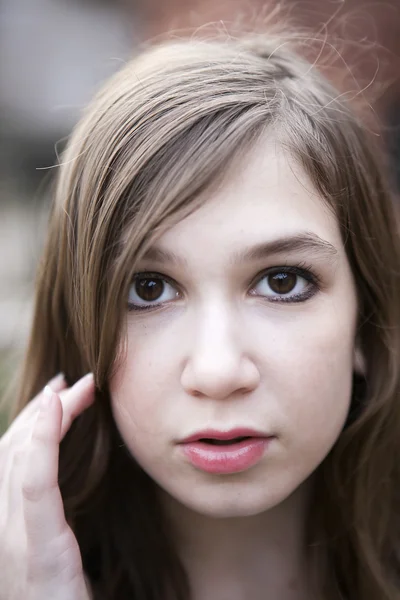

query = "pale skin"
[
  {"left": 0, "top": 373, "right": 95, "bottom": 600},
  {"left": 0, "top": 139, "right": 359, "bottom": 600},
  {"left": 110, "top": 140, "right": 359, "bottom": 599}
]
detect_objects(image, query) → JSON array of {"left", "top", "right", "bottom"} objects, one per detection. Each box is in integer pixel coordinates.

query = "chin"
[{"left": 159, "top": 477, "right": 304, "bottom": 519}]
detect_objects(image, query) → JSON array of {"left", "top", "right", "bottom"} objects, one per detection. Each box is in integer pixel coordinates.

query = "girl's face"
[{"left": 110, "top": 139, "right": 358, "bottom": 518}]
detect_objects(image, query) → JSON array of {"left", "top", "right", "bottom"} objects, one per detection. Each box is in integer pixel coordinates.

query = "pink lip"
[
  {"left": 179, "top": 428, "right": 273, "bottom": 475},
  {"left": 181, "top": 428, "right": 267, "bottom": 443}
]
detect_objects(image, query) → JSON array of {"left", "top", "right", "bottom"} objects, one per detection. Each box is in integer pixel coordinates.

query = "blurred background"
[{"left": 1, "top": 0, "right": 400, "bottom": 427}]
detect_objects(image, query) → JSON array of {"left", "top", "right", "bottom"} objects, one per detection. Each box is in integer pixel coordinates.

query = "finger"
[
  {"left": 2, "top": 373, "right": 94, "bottom": 513},
  {"left": 4, "top": 374, "right": 93, "bottom": 524},
  {"left": 22, "top": 388, "right": 67, "bottom": 549},
  {"left": 0, "top": 373, "right": 66, "bottom": 455},
  {"left": 5, "top": 443, "right": 27, "bottom": 518},
  {"left": 22, "top": 373, "right": 67, "bottom": 420},
  {"left": 5, "top": 373, "right": 67, "bottom": 436},
  {"left": 59, "top": 373, "right": 95, "bottom": 439},
  {"left": 46, "top": 373, "right": 67, "bottom": 393},
  {"left": 3, "top": 412, "right": 44, "bottom": 514}
]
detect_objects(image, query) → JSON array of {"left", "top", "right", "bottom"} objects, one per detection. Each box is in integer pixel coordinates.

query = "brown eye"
[
  {"left": 251, "top": 268, "right": 313, "bottom": 302},
  {"left": 267, "top": 272, "right": 297, "bottom": 295},
  {"left": 135, "top": 278, "right": 164, "bottom": 302},
  {"left": 128, "top": 274, "right": 179, "bottom": 309}
]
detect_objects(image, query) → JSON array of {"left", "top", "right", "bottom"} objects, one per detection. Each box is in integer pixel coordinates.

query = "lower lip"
[{"left": 180, "top": 437, "right": 272, "bottom": 475}]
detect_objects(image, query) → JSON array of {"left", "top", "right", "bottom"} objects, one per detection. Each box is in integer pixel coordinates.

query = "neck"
[{"left": 160, "top": 481, "right": 320, "bottom": 600}]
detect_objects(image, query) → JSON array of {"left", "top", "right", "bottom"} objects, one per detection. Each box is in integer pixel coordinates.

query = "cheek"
[
  {"left": 262, "top": 301, "right": 356, "bottom": 453},
  {"left": 110, "top": 359, "right": 165, "bottom": 465},
  {"left": 109, "top": 324, "right": 179, "bottom": 438}
]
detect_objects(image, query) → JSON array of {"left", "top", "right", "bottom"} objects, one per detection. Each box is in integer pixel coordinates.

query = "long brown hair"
[{"left": 11, "top": 19, "right": 400, "bottom": 600}]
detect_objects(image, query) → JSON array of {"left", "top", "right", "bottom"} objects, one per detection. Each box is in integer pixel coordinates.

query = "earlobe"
[
  {"left": 343, "top": 346, "right": 368, "bottom": 429},
  {"left": 353, "top": 345, "right": 366, "bottom": 377}
]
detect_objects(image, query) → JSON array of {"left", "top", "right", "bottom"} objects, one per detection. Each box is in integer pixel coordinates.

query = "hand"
[{"left": 0, "top": 373, "right": 95, "bottom": 600}]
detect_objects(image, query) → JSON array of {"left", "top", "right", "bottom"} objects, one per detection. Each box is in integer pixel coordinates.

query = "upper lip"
[{"left": 180, "top": 428, "right": 271, "bottom": 443}]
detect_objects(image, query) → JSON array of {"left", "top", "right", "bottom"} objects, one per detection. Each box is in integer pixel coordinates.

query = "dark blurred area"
[{"left": 0, "top": 0, "right": 399, "bottom": 407}]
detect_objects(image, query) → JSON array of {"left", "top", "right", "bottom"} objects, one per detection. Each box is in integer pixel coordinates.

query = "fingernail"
[
  {"left": 42, "top": 385, "right": 54, "bottom": 407},
  {"left": 74, "top": 373, "right": 94, "bottom": 390},
  {"left": 48, "top": 372, "right": 65, "bottom": 387}
]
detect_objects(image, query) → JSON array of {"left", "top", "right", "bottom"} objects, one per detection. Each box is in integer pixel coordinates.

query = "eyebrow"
[
  {"left": 233, "top": 232, "right": 338, "bottom": 264},
  {"left": 140, "top": 231, "right": 338, "bottom": 268}
]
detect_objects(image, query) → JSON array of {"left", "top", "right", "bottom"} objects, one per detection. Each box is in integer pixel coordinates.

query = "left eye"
[
  {"left": 251, "top": 269, "right": 311, "bottom": 300},
  {"left": 128, "top": 274, "right": 179, "bottom": 309}
]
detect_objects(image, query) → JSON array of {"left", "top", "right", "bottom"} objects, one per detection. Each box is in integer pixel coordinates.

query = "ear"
[{"left": 353, "top": 343, "right": 366, "bottom": 377}]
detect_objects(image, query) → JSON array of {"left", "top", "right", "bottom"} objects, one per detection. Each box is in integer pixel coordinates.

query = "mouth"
[
  {"left": 180, "top": 428, "right": 270, "bottom": 444},
  {"left": 198, "top": 436, "right": 252, "bottom": 446},
  {"left": 178, "top": 429, "right": 274, "bottom": 474}
]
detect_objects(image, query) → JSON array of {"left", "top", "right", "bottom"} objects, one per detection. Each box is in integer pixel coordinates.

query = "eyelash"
[
  {"left": 127, "top": 263, "right": 321, "bottom": 312},
  {"left": 248, "top": 262, "right": 320, "bottom": 303},
  {"left": 128, "top": 272, "right": 179, "bottom": 312}
]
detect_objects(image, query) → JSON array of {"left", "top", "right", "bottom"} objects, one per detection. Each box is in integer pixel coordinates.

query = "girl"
[{"left": 1, "top": 21, "right": 400, "bottom": 600}]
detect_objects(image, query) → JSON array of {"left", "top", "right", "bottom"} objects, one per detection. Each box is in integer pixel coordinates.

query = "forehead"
[{"left": 157, "top": 137, "right": 342, "bottom": 257}]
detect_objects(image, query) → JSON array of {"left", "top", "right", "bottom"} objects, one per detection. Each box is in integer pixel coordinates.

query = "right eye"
[{"left": 128, "top": 273, "right": 180, "bottom": 310}]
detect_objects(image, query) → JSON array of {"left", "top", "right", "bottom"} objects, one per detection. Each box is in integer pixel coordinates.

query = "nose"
[{"left": 180, "top": 306, "right": 260, "bottom": 400}]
